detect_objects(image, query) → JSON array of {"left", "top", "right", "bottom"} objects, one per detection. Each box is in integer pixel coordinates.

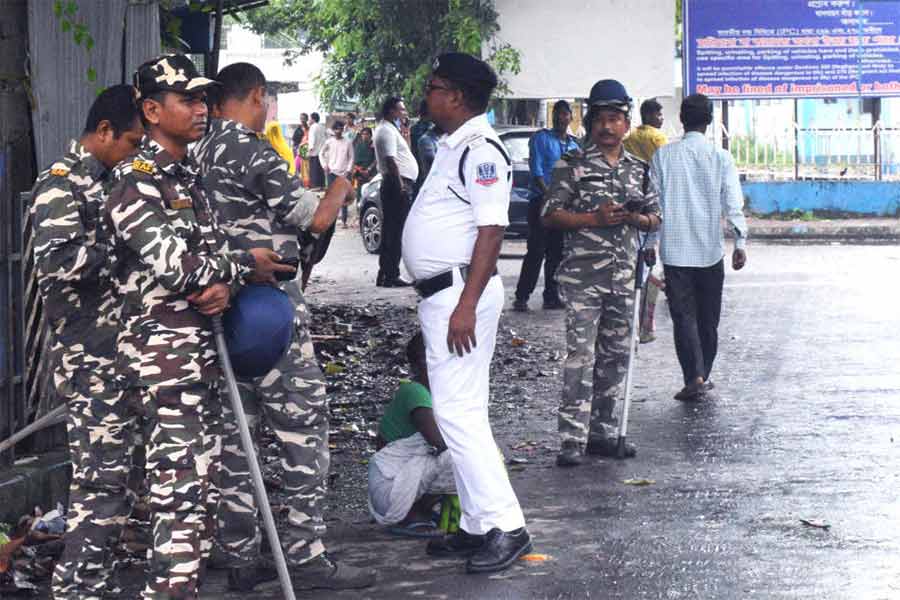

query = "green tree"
[{"left": 237, "top": 0, "right": 520, "bottom": 110}]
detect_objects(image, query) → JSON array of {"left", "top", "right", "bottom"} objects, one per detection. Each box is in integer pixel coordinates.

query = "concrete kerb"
[{"left": 740, "top": 217, "right": 900, "bottom": 243}]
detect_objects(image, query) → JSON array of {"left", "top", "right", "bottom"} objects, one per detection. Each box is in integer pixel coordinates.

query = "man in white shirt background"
[
  {"left": 374, "top": 96, "right": 419, "bottom": 287},
  {"left": 321, "top": 120, "right": 356, "bottom": 226},
  {"left": 307, "top": 111, "right": 328, "bottom": 189},
  {"left": 649, "top": 93, "right": 748, "bottom": 402}
]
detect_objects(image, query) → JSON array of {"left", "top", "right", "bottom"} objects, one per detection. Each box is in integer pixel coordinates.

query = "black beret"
[{"left": 431, "top": 52, "right": 498, "bottom": 92}]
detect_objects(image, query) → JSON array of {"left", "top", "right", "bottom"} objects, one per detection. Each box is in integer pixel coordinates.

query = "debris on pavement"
[
  {"left": 521, "top": 553, "right": 551, "bottom": 562},
  {"left": 799, "top": 518, "right": 831, "bottom": 530},
  {"left": 623, "top": 478, "right": 656, "bottom": 486}
]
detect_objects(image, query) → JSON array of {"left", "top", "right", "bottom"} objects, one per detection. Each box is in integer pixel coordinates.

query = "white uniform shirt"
[
  {"left": 307, "top": 122, "right": 328, "bottom": 157},
  {"left": 402, "top": 114, "right": 510, "bottom": 281},
  {"left": 374, "top": 121, "right": 419, "bottom": 181}
]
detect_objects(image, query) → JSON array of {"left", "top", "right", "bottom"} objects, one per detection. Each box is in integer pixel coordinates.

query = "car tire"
[{"left": 360, "top": 203, "right": 383, "bottom": 254}]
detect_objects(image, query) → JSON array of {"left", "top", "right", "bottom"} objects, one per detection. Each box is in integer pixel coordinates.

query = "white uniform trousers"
[{"left": 417, "top": 271, "right": 526, "bottom": 535}]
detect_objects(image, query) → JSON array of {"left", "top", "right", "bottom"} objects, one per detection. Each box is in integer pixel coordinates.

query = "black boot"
[{"left": 556, "top": 440, "right": 584, "bottom": 467}]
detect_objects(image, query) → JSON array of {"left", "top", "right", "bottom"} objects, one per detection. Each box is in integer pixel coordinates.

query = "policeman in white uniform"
[{"left": 402, "top": 53, "right": 532, "bottom": 574}]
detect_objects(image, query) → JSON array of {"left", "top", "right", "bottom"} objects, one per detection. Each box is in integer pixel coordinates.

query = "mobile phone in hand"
[{"left": 624, "top": 199, "right": 644, "bottom": 212}]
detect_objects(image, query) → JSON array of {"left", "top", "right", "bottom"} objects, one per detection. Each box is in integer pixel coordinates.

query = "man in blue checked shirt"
[
  {"left": 512, "top": 100, "right": 581, "bottom": 312},
  {"left": 649, "top": 93, "right": 748, "bottom": 402}
]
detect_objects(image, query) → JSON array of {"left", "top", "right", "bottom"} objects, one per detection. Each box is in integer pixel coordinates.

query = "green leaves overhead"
[{"left": 238, "top": 0, "right": 520, "bottom": 110}]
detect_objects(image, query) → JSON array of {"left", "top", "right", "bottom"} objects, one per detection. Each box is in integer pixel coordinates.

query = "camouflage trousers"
[
  {"left": 51, "top": 370, "right": 137, "bottom": 600},
  {"left": 214, "top": 281, "right": 329, "bottom": 567},
  {"left": 558, "top": 281, "right": 633, "bottom": 445},
  {"left": 141, "top": 382, "right": 222, "bottom": 600}
]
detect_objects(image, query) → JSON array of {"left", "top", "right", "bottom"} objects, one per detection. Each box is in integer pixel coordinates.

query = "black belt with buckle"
[{"left": 414, "top": 265, "right": 499, "bottom": 298}]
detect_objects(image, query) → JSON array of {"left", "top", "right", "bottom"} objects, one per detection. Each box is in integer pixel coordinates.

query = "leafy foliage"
[
  {"left": 237, "top": 0, "right": 520, "bottom": 110},
  {"left": 52, "top": 0, "right": 99, "bottom": 89}
]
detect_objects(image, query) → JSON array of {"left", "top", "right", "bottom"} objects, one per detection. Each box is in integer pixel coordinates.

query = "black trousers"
[
  {"left": 377, "top": 176, "right": 412, "bottom": 281},
  {"left": 309, "top": 155, "right": 325, "bottom": 187},
  {"left": 514, "top": 198, "right": 563, "bottom": 303},
  {"left": 663, "top": 260, "right": 725, "bottom": 385}
]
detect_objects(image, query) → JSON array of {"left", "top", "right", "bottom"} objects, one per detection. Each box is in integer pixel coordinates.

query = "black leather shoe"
[
  {"left": 426, "top": 530, "right": 485, "bottom": 557},
  {"left": 227, "top": 558, "right": 279, "bottom": 592},
  {"left": 542, "top": 297, "right": 565, "bottom": 310},
  {"left": 556, "top": 440, "right": 584, "bottom": 467},
  {"left": 512, "top": 299, "right": 529, "bottom": 312},
  {"left": 465, "top": 527, "right": 532, "bottom": 574},
  {"left": 586, "top": 435, "right": 636, "bottom": 458},
  {"left": 289, "top": 553, "right": 376, "bottom": 590},
  {"left": 229, "top": 553, "right": 375, "bottom": 592},
  {"left": 382, "top": 277, "right": 413, "bottom": 288}
]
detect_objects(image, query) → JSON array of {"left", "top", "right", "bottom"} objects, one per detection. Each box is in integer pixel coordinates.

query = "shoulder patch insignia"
[
  {"left": 49, "top": 167, "right": 70, "bottom": 177},
  {"left": 132, "top": 159, "right": 156, "bottom": 175},
  {"left": 475, "top": 162, "right": 498, "bottom": 186},
  {"left": 168, "top": 197, "right": 193, "bottom": 210}
]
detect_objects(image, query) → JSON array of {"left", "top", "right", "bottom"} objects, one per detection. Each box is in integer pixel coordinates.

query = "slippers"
[{"left": 388, "top": 520, "right": 442, "bottom": 538}]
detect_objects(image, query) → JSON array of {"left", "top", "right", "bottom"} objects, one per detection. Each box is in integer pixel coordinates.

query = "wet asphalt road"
[
  {"left": 277, "top": 232, "right": 900, "bottom": 600},
  {"left": 53, "top": 227, "right": 891, "bottom": 600}
]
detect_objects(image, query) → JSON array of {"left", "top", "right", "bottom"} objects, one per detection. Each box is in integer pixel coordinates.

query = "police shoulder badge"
[
  {"left": 168, "top": 197, "right": 193, "bottom": 210},
  {"left": 132, "top": 159, "right": 156, "bottom": 175},
  {"left": 475, "top": 162, "right": 498, "bottom": 186}
]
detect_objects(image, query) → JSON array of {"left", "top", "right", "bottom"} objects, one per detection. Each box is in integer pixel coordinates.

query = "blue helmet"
[
  {"left": 588, "top": 79, "right": 633, "bottom": 115},
  {"left": 223, "top": 284, "right": 294, "bottom": 379}
]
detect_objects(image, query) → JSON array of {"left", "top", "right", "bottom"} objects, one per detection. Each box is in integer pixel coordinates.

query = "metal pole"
[
  {"left": 794, "top": 99, "right": 800, "bottom": 180},
  {"left": 721, "top": 100, "right": 730, "bottom": 151},
  {"left": 212, "top": 315, "right": 296, "bottom": 600},
  {"left": 207, "top": 0, "right": 225, "bottom": 77},
  {"left": 0, "top": 403, "right": 65, "bottom": 455},
  {"left": 873, "top": 97, "right": 882, "bottom": 181},
  {"left": 617, "top": 252, "right": 644, "bottom": 459}
]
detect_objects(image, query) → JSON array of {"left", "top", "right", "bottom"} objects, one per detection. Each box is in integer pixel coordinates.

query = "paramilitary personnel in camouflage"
[
  {"left": 104, "top": 55, "right": 272, "bottom": 599},
  {"left": 543, "top": 79, "right": 661, "bottom": 467},
  {"left": 30, "top": 85, "right": 144, "bottom": 600},
  {"left": 193, "top": 62, "right": 375, "bottom": 592}
]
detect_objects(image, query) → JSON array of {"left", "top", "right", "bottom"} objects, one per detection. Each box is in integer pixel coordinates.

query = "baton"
[
  {"left": 616, "top": 251, "right": 644, "bottom": 459},
  {"left": 212, "top": 315, "right": 296, "bottom": 600}
]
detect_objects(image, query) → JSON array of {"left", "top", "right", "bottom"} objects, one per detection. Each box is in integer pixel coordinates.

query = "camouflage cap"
[{"left": 133, "top": 54, "right": 217, "bottom": 98}]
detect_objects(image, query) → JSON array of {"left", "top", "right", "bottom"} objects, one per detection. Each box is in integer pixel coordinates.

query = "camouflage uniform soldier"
[
  {"left": 30, "top": 86, "right": 143, "bottom": 600},
  {"left": 105, "top": 55, "right": 285, "bottom": 599},
  {"left": 543, "top": 80, "right": 661, "bottom": 467},
  {"left": 193, "top": 62, "right": 374, "bottom": 592}
]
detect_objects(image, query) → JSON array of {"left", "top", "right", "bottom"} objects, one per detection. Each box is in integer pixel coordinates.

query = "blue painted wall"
[{"left": 743, "top": 181, "right": 900, "bottom": 216}]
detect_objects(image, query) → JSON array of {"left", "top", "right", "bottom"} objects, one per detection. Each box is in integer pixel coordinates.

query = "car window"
[
  {"left": 500, "top": 133, "right": 532, "bottom": 163},
  {"left": 512, "top": 169, "right": 530, "bottom": 189}
]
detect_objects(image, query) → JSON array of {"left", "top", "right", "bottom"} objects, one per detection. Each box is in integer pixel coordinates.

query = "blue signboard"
[{"left": 684, "top": 0, "right": 900, "bottom": 98}]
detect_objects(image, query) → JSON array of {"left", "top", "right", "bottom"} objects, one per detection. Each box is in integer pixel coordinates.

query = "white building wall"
[{"left": 219, "top": 25, "right": 325, "bottom": 125}]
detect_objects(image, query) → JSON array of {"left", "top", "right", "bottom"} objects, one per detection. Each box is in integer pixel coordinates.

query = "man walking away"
[
  {"left": 375, "top": 96, "right": 418, "bottom": 287},
  {"left": 194, "top": 62, "right": 374, "bottom": 593},
  {"left": 321, "top": 120, "right": 356, "bottom": 226},
  {"left": 32, "top": 85, "right": 143, "bottom": 600},
  {"left": 307, "top": 112, "right": 328, "bottom": 188},
  {"left": 403, "top": 52, "right": 531, "bottom": 574},
  {"left": 513, "top": 100, "right": 580, "bottom": 312},
  {"left": 649, "top": 94, "right": 748, "bottom": 401},
  {"left": 543, "top": 80, "right": 661, "bottom": 467}
]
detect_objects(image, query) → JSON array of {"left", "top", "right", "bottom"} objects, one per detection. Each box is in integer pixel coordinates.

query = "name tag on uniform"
[
  {"left": 132, "top": 159, "right": 156, "bottom": 174},
  {"left": 168, "top": 197, "right": 193, "bottom": 209}
]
